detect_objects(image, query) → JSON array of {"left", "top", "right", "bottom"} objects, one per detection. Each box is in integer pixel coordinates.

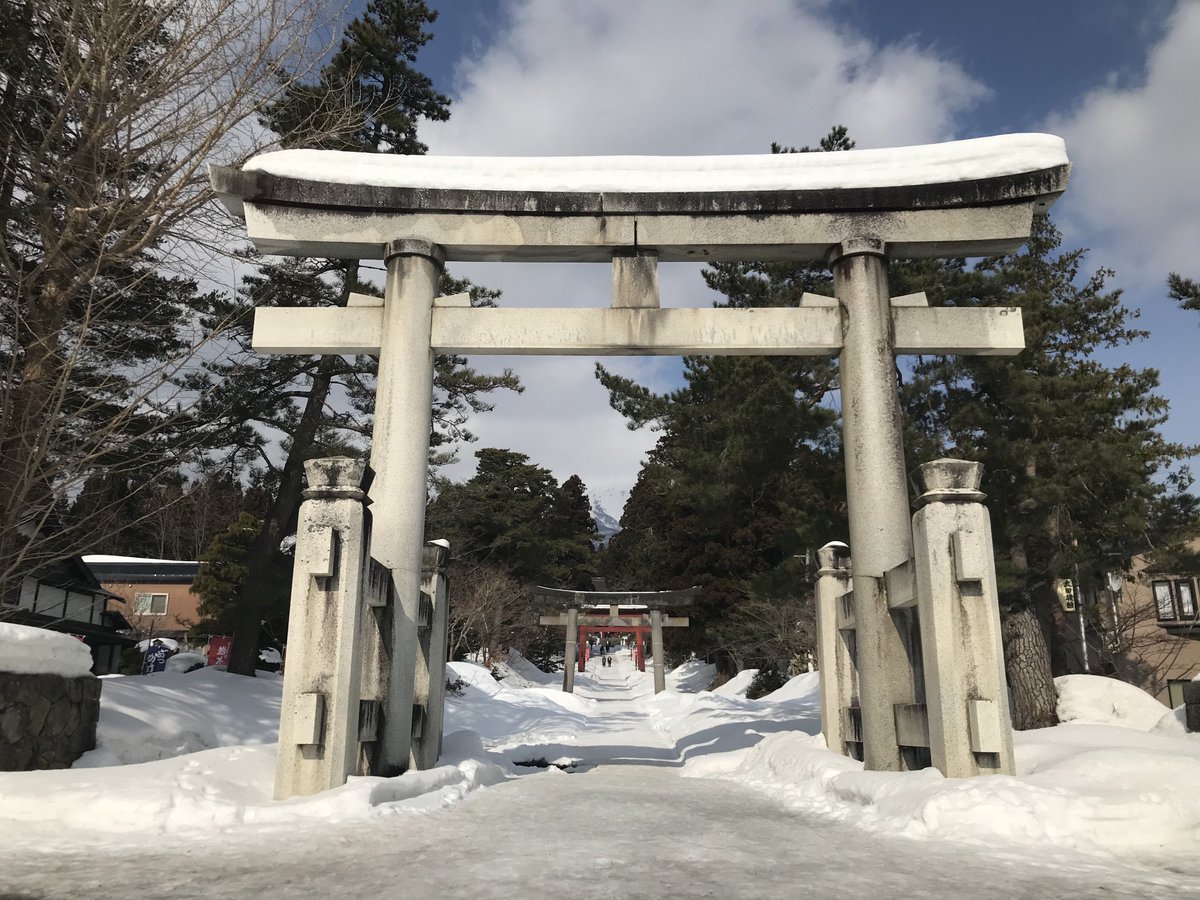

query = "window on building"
[
  {"left": 1167, "top": 679, "right": 1191, "bottom": 710},
  {"left": 134, "top": 592, "right": 168, "bottom": 616},
  {"left": 1177, "top": 580, "right": 1198, "bottom": 619},
  {"left": 1152, "top": 581, "right": 1176, "bottom": 621}
]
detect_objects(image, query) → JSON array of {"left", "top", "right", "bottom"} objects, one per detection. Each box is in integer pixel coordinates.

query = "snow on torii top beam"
[
  {"left": 209, "top": 134, "right": 1069, "bottom": 263},
  {"left": 530, "top": 586, "right": 700, "bottom": 611}
]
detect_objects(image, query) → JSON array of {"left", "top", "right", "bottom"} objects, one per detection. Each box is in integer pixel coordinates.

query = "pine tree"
[
  {"left": 191, "top": 513, "right": 286, "bottom": 638},
  {"left": 901, "top": 218, "right": 1196, "bottom": 727},
  {"left": 197, "top": 2, "right": 518, "bottom": 675},
  {"left": 544, "top": 475, "right": 598, "bottom": 587},
  {"left": 427, "top": 449, "right": 597, "bottom": 587},
  {"left": 600, "top": 441, "right": 677, "bottom": 592},
  {"left": 595, "top": 130, "right": 851, "bottom": 657},
  {"left": 1168, "top": 272, "right": 1200, "bottom": 311},
  {"left": 266, "top": 0, "right": 450, "bottom": 154}
]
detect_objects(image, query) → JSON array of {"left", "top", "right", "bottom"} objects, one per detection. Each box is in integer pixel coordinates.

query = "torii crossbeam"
[{"left": 210, "top": 133, "right": 1069, "bottom": 781}]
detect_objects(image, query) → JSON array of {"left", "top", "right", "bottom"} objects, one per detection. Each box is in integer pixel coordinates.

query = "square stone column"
[
  {"left": 911, "top": 459, "right": 1015, "bottom": 777},
  {"left": 409, "top": 540, "right": 451, "bottom": 771},
  {"left": 815, "top": 541, "right": 859, "bottom": 757},
  {"left": 274, "top": 458, "right": 370, "bottom": 799}
]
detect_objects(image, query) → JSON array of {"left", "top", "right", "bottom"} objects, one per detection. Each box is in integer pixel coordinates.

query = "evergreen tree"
[
  {"left": 601, "top": 441, "right": 676, "bottom": 592},
  {"left": 1168, "top": 272, "right": 1200, "bottom": 312},
  {"left": 194, "top": 2, "right": 518, "bottom": 675},
  {"left": 544, "top": 475, "right": 599, "bottom": 586},
  {"left": 426, "top": 449, "right": 598, "bottom": 587},
  {"left": 900, "top": 218, "right": 1196, "bottom": 727},
  {"left": 596, "top": 130, "right": 851, "bottom": 658},
  {"left": 191, "top": 513, "right": 286, "bottom": 639},
  {"left": 266, "top": 0, "right": 450, "bottom": 154}
]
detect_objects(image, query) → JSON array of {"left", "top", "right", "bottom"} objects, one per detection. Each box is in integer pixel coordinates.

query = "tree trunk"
[
  {"left": 225, "top": 354, "right": 337, "bottom": 676},
  {"left": 1001, "top": 602, "right": 1059, "bottom": 729},
  {"left": 226, "top": 260, "right": 359, "bottom": 676}
]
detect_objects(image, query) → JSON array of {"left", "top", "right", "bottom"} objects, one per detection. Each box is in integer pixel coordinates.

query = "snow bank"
[
  {"left": 447, "top": 661, "right": 596, "bottom": 745},
  {"left": 75, "top": 667, "right": 282, "bottom": 767},
  {"left": 0, "top": 738, "right": 510, "bottom": 843},
  {"left": 1055, "top": 674, "right": 1172, "bottom": 731},
  {"left": 765, "top": 670, "right": 821, "bottom": 701},
  {"left": 1153, "top": 705, "right": 1191, "bottom": 735},
  {"left": 245, "top": 134, "right": 1069, "bottom": 194},
  {"left": 675, "top": 671, "right": 1200, "bottom": 861},
  {"left": 0, "top": 622, "right": 93, "bottom": 677},
  {"left": 0, "top": 664, "right": 523, "bottom": 847},
  {"left": 666, "top": 658, "right": 715, "bottom": 693},
  {"left": 492, "top": 649, "right": 559, "bottom": 689},
  {"left": 647, "top": 672, "right": 822, "bottom": 763},
  {"left": 690, "top": 722, "right": 1200, "bottom": 860},
  {"left": 165, "top": 652, "right": 207, "bottom": 673},
  {"left": 711, "top": 669, "right": 758, "bottom": 698}
]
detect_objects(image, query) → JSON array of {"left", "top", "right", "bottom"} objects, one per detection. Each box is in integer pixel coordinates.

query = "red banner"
[{"left": 207, "top": 636, "right": 232, "bottom": 667}]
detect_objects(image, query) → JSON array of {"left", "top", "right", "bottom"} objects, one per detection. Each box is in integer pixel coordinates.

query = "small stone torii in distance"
[
  {"left": 210, "top": 134, "right": 1069, "bottom": 796},
  {"left": 532, "top": 586, "right": 697, "bottom": 693}
]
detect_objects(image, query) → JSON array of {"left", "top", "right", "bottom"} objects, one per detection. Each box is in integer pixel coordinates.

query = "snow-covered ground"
[{"left": 2, "top": 647, "right": 1198, "bottom": 898}]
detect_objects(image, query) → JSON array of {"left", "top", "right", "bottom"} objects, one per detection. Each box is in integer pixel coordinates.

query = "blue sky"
[{"left": 388, "top": 0, "right": 1200, "bottom": 511}]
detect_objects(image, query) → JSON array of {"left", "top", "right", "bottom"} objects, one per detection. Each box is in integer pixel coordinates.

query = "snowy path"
[
  {"left": 4, "top": 656, "right": 1197, "bottom": 899},
  {"left": 7, "top": 760, "right": 1191, "bottom": 900}
]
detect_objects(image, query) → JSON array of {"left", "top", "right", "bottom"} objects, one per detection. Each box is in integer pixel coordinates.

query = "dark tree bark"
[
  {"left": 1002, "top": 602, "right": 1059, "bottom": 729},
  {"left": 225, "top": 354, "right": 337, "bottom": 676}
]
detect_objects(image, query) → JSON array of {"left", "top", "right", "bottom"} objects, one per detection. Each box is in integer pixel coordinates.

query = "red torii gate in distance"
[{"left": 533, "top": 587, "right": 698, "bottom": 694}]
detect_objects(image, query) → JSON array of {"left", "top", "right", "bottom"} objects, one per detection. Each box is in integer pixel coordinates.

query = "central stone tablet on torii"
[
  {"left": 532, "top": 586, "right": 698, "bottom": 693},
  {"left": 210, "top": 133, "right": 1069, "bottom": 792}
]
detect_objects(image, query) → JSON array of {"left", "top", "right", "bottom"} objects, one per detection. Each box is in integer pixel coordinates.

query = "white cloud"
[
  {"left": 1045, "top": 0, "right": 1200, "bottom": 285},
  {"left": 429, "top": 0, "right": 986, "bottom": 156},
  {"left": 421, "top": 0, "right": 990, "bottom": 509}
]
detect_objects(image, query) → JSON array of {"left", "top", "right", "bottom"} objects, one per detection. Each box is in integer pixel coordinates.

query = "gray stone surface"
[
  {"left": 274, "top": 458, "right": 371, "bottom": 799},
  {"left": 409, "top": 541, "right": 451, "bottom": 770},
  {"left": 0, "top": 671, "right": 100, "bottom": 770},
  {"left": 373, "top": 242, "right": 443, "bottom": 776},
  {"left": 815, "top": 541, "right": 857, "bottom": 756},
  {"left": 830, "top": 239, "right": 920, "bottom": 772}
]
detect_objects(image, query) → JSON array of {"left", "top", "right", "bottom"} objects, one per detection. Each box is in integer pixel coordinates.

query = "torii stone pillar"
[
  {"left": 562, "top": 608, "right": 579, "bottom": 693},
  {"left": 650, "top": 609, "right": 666, "bottom": 694},
  {"left": 372, "top": 239, "right": 443, "bottom": 775},
  {"left": 910, "top": 460, "right": 1016, "bottom": 776},
  {"left": 831, "top": 238, "right": 922, "bottom": 772},
  {"left": 814, "top": 541, "right": 858, "bottom": 757},
  {"left": 274, "top": 458, "right": 370, "bottom": 799},
  {"left": 410, "top": 541, "right": 451, "bottom": 771}
]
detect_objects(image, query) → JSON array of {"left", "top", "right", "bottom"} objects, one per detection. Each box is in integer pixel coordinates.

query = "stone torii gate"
[
  {"left": 532, "top": 587, "right": 697, "bottom": 693},
  {"left": 210, "top": 134, "right": 1069, "bottom": 794}
]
